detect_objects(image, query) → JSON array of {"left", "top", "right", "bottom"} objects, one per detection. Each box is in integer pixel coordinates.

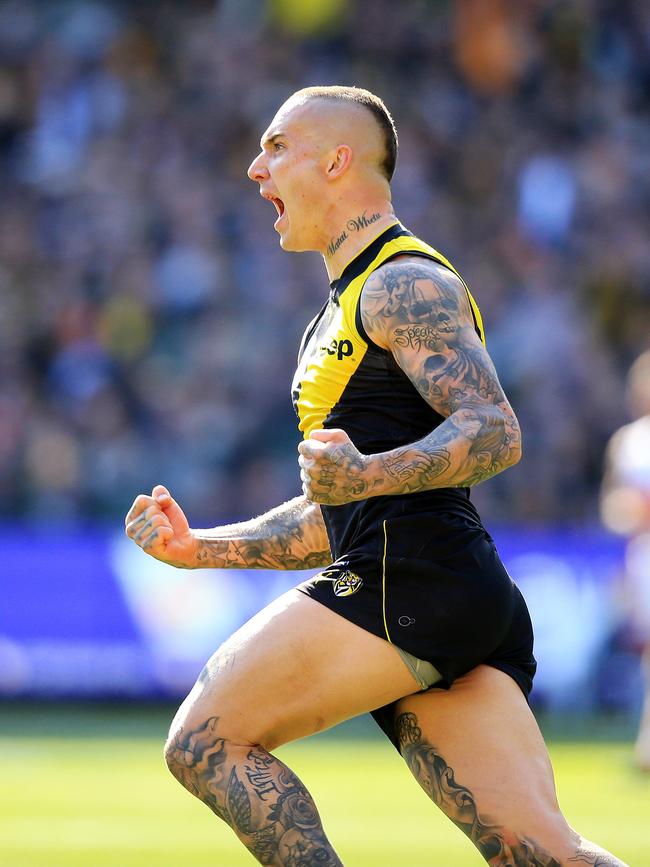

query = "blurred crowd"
[{"left": 0, "top": 0, "right": 648, "bottom": 526}]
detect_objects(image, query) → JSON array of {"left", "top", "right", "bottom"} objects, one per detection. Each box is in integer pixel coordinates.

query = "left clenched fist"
[{"left": 298, "top": 428, "right": 376, "bottom": 505}]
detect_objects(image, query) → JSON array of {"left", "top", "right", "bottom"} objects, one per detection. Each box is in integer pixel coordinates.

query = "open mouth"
[{"left": 262, "top": 192, "right": 286, "bottom": 226}]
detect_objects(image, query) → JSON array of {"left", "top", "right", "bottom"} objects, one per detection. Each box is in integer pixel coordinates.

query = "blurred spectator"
[
  {"left": 601, "top": 351, "right": 650, "bottom": 770},
  {"left": 0, "top": 0, "right": 648, "bottom": 526}
]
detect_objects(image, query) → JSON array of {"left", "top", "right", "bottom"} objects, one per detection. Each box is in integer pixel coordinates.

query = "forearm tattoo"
[
  {"left": 165, "top": 717, "right": 342, "bottom": 866},
  {"left": 396, "top": 713, "right": 625, "bottom": 867},
  {"left": 194, "top": 497, "right": 330, "bottom": 570},
  {"left": 362, "top": 260, "right": 522, "bottom": 492}
]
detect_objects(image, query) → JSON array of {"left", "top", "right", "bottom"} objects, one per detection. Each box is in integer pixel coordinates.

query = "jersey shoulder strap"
[{"left": 339, "top": 229, "right": 486, "bottom": 347}]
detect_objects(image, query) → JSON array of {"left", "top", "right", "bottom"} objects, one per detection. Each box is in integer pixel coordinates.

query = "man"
[
  {"left": 125, "top": 86, "right": 625, "bottom": 866},
  {"left": 601, "top": 350, "right": 650, "bottom": 772}
]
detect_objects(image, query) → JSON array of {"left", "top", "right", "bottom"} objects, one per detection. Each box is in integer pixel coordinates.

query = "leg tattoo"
[
  {"left": 568, "top": 851, "right": 627, "bottom": 866},
  {"left": 165, "top": 717, "right": 342, "bottom": 866},
  {"left": 396, "top": 712, "right": 626, "bottom": 867}
]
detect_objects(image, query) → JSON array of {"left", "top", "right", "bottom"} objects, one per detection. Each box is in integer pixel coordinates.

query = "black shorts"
[{"left": 297, "top": 510, "right": 536, "bottom": 749}]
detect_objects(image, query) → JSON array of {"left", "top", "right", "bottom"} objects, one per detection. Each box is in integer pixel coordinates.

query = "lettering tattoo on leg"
[
  {"left": 245, "top": 748, "right": 281, "bottom": 801},
  {"left": 165, "top": 716, "right": 342, "bottom": 866},
  {"left": 396, "top": 712, "right": 625, "bottom": 867}
]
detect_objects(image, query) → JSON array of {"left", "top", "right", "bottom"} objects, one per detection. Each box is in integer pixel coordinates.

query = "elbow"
[
  {"left": 509, "top": 438, "right": 523, "bottom": 468},
  {"left": 505, "top": 411, "right": 522, "bottom": 468}
]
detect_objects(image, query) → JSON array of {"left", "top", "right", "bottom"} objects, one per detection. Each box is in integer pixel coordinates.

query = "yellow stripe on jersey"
[
  {"left": 292, "top": 227, "right": 485, "bottom": 440},
  {"left": 292, "top": 300, "right": 367, "bottom": 438}
]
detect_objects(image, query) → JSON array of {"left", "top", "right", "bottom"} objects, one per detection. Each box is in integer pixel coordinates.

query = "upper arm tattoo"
[
  {"left": 361, "top": 260, "right": 521, "bottom": 489},
  {"left": 362, "top": 260, "right": 502, "bottom": 416}
]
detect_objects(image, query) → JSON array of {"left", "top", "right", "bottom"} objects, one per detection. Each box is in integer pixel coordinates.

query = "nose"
[{"left": 247, "top": 151, "right": 269, "bottom": 182}]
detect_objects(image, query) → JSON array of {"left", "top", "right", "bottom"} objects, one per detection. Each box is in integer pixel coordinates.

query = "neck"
[{"left": 321, "top": 199, "right": 397, "bottom": 281}]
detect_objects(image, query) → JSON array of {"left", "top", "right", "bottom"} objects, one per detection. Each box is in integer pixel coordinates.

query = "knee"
[
  {"left": 163, "top": 709, "right": 262, "bottom": 795},
  {"left": 163, "top": 717, "right": 202, "bottom": 792},
  {"left": 163, "top": 714, "right": 228, "bottom": 793}
]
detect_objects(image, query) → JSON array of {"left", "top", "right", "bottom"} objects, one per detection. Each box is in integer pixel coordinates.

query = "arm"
[
  {"left": 361, "top": 257, "right": 521, "bottom": 493},
  {"left": 125, "top": 485, "right": 331, "bottom": 570},
  {"left": 600, "top": 428, "right": 650, "bottom": 535},
  {"left": 298, "top": 258, "right": 521, "bottom": 505},
  {"left": 193, "top": 496, "right": 331, "bottom": 569}
]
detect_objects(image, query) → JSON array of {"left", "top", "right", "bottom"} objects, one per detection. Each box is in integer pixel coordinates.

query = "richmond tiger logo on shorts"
[
  {"left": 314, "top": 566, "right": 363, "bottom": 597},
  {"left": 332, "top": 570, "right": 363, "bottom": 597}
]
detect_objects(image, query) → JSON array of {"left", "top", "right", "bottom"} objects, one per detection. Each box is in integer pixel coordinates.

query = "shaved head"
[
  {"left": 281, "top": 86, "right": 398, "bottom": 181},
  {"left": 248, "top": 85, "right": 398, "bottom": 263}
]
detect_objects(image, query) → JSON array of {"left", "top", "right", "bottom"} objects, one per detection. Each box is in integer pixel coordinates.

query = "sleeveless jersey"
[{"left": 291, "top": 222, "right": 486, "bottom": 558}]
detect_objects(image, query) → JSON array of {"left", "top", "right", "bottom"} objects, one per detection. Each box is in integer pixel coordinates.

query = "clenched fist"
[
  {"left": 297, "top": 428, "right": 377, "bottom": 506},
  {"left": 124, "top": 485, "right": 198, "bottom": 568}
]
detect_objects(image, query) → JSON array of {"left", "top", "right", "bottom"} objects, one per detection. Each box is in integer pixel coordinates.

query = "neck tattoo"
[{"left": 326, "top": 210, "right": 382, "bottom": 258}]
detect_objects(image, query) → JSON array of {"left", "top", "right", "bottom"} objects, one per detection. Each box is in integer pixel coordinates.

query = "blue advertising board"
[{"left": 0, "top": 525, "right": 628, "bottom": 705}]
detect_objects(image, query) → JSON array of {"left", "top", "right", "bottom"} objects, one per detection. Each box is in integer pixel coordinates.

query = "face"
[{"left": 247, "top": 100, "right": 332, "bottom": 252}]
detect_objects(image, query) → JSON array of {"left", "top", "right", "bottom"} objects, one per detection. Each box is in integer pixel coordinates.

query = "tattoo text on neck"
[{"left": 327, "top": 211, "right": 382, "bottom": 257}]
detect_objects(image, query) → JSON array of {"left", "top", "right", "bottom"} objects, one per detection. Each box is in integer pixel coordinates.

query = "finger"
[
  {"left": 308, "top": 428, "right": 349, "bottom": 444},
  {"left": 298, "top": 454, "right": 315, "bottom": 471},
  {"left": 133, "top": 513, "right": 172, "bottom": 545},
  {"left": 142, "top": 525, "right": 174, "bottom": 552},
  {"left": 152, "top": 485, "right": 172, "bottom": 504},
  {"left": 125, "top": 494, "right": 156, "bottom": 526},
  {"left": 300, "top": 437, "right": 332, "bottom": 455},
  {"left": 152, "top": 485, "right": 188, "bottom": 529},
  {"left": 125, "top": 505, "right": 161, "bottom": 538}
]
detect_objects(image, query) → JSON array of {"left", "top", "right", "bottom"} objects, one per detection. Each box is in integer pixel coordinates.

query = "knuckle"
[{"left": 143, "top": 529, "right": 161, "bottom": 549}]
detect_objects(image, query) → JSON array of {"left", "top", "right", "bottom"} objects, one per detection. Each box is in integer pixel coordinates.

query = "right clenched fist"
[{"left": 124, "top": 485, "right": 198, "bottom": 568}]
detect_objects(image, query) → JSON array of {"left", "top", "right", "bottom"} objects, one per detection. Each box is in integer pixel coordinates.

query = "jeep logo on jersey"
[
  {"left": 319, "top": 338, "right": 353, "bottom": 360},
  {"left": 333, "top": 570, "right": 363, "bottom": 597}
]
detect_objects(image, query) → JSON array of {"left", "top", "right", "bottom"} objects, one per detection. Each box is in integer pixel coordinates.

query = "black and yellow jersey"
[{"left": 292, "top": 222, "right": 486, "bottom": 558}]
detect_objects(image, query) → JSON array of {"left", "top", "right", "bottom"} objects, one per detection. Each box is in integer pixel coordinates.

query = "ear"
[{"left": 325, "top": 145, "right": 352, "bottom": 180}]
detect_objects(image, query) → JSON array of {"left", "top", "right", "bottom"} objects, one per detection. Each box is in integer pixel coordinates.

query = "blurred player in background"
[
  {"left": 126, "top": 87, "right": 625, "bottom": 865},
  {"left": 601, "top": 350, "right": 650, "bottom": 772}
]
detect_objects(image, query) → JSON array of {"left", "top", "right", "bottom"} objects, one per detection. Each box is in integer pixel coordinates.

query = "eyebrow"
[{"left": 260, "top": 132, "right": 286, "bottom": 149}]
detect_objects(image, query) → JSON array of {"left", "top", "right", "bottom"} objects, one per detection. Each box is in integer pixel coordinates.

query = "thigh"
[
  {"left": 173, "top": 588, "right": 421, "bottom": 751},
  {"left": 395, "top": 665, "right": 577, "bottom": 864}
]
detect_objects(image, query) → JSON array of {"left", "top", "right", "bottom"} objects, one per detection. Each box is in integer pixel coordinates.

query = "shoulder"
[
  {"left": 360, "top": 255, "right": 473, "bottom": 349},
  {"left": 608, "top": 418, "right": 650, "bottom": 465}
]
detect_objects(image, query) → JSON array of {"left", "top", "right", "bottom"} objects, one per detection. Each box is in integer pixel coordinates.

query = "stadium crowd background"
[{"left": 0, "top": 0, "right": 648, "bottom": 529}]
